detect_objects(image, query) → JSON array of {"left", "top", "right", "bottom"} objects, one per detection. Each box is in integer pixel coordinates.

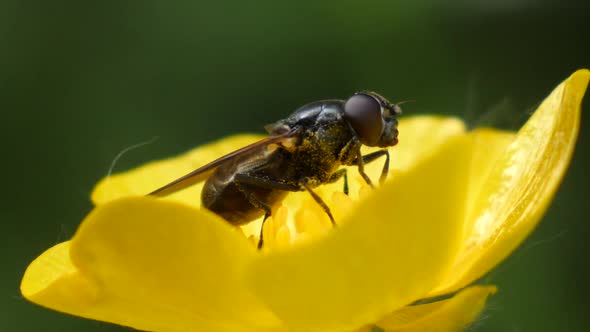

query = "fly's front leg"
[
  {"left": 361, "top": 150, "right": 390, "bottom": 184},
  {"left": 355, "top": 149, "right": 390, "bottom": 186},
  {"left": 234, "top": 173, "right": 300, "bottom": 249},
  {"left": 354, "top": 148, "right": 374, "bottom": 188},
  {"left": 327, "top": 169, "right": 349, "bottom": 195},
  {"left": 300, "top": 178, "right": 336, "bottom": 226}
]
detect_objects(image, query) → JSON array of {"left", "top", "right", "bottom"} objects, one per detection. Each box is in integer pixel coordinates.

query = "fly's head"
[{"left": 343, "top": 91, "right": 401, "bottom": 148}]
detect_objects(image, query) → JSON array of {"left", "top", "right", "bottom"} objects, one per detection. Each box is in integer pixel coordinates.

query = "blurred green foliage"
[{"left": 1, "top": 1, "right": 588, "bottom": 331}]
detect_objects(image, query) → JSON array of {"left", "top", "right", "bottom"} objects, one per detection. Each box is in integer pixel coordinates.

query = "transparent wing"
[{"left": 148, "top": 128, "right": 299, "bottom": 197}]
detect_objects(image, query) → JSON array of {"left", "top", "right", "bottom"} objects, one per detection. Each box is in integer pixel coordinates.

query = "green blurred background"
[{"left": 2, "top": 0, "right": 589, "bottom": 331}]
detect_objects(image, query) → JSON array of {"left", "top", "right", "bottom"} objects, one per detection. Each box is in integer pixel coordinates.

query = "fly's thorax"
[{"left": 287, "top": 120, "right": 353, "bottom": 184}]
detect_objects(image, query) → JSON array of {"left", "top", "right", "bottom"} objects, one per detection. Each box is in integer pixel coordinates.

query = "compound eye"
[{"left": 344, "top": 93, "right": 384, "bottom": 146}]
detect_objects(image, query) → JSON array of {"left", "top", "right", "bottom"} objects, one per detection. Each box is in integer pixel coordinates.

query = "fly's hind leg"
[
  {"left": 300, "top": 179, "right": 336, "bottom": 226},
  {"left": 258, "top": 213, "right": 271, "bottom": 250},
  {"left": 234, "top": 173, "right": 300, "bottom": 249},
  {"left": 235, "top": 182, "right": 271, "bottom": 249}
]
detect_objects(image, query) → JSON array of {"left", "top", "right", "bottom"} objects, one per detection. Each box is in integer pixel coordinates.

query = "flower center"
[{"left": 240, "top": 182, "right": 373, "bottom": 250}]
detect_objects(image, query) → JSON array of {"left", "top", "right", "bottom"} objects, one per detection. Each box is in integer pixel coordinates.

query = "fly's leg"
[
  {"left": 259, "top": 214, "right": 271, "bottom": 250},
  {"left": 300, "top": 179, "right": 336, "bottom": 226},
  {"left": 234, "top": 182, "right": 271, "bottom": 249},
  {"left": 234, "top": 173, "right": 300, "bottom": 249},
  {"left": 327, "top": 169, "right": 349, "bottom": 195},
  {"left": 362, "top": 150, "right": 390, "bottom": 184},
  {"left": 355, "top": 149, "right": 374, "bottom": 188},
  {"left": 355, "top": 149, "right": 390, "bottom": 186}
]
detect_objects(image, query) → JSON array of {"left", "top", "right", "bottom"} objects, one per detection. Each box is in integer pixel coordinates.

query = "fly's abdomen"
[{"left": 201, "top": 176, "right": 287, "bottom": 225}]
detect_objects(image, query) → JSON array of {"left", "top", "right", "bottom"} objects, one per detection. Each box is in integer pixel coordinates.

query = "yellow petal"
[
  {"left": 245, "top": 135, "right": 473, "bottom": 332},
  {"left": 463, "top": 128, "right": 516, "bottom": 241},
  {"left": 21, "top": 197, "right": 284, "bottom": 332},
  {"left": 91, "top": 135, "right": 263, "bottom": 207},
  {"left": 432, "top": 69, "right": 589, "bottom": 295},
  {"left": 386, "top": 116, "right": 466, "bottom": 172},
  {"left": 354, "top": 116, "right": 466, "bottom": 197},
  {"left": 376, "top": 286, "right": 496, "bottom": 332},
  {"left": 20, "top": 242, "right": 101, "bottom": 309}
]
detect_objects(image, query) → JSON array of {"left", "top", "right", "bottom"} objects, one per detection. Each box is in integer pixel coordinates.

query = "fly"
[{"left": 149, "top": 91, "right": 401, "bottom": 248}]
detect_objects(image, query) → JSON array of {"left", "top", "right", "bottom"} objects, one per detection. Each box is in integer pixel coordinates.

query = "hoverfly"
[{"left": 149, "top": 92, "right": 401, "bottom": 248}]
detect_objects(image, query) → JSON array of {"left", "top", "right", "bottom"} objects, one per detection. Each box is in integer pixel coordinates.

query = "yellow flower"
[{"left": 21, "top": 70, "right": 588, "bottom": 332}]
